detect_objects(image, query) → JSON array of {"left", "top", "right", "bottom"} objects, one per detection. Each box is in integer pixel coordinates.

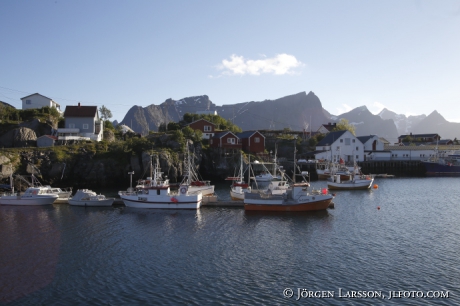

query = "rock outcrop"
[{"left": 0, "top": 127, "right": 37, "bottom": 148}]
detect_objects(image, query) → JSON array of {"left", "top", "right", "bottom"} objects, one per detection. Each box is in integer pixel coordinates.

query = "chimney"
[{"left": 78, "top": 102, "right": 81, "bottom": 108}]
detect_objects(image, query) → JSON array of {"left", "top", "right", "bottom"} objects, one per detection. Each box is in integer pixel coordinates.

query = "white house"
[
  {"left": 357, "top": 135, "right": 385, "bottom": 151},
  {"left": 315, "top": 130, "right": 364, "bottom": 162},
  {"left": 58, "top": 103, "right": 103, "bottom": 142},
  {"left": 21, "top": 93, "right": 62, "bottom": 114}
]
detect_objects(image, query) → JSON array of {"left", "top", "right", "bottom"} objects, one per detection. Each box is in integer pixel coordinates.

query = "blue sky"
[{"left": 1, "top": 0, "right": 459, "bottom": 124}]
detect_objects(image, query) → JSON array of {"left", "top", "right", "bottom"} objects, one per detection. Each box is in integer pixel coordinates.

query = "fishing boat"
[
  {"left": 0, "top": 185, "right": 58, "bottom": 206},
  {"left": 316, "top": 159, "right": 352, "bottom": 180},
  {"left": 68, "top": 189, "right": 115, "bottom": 207},
  {"left": 244, "top": 140, "right": 333, "bottom": 212},
  {"left": 244, "top": 182, "right": 333, "bottom": 212},
  {"left": 42, "top": 186, "right": 73, "bottom": 203},
  {"left": 252, "top": 148, "right": 283, "bottom": 182},
  {"left": 181, "top": 145, "right": 215, "bottom": 196},
  {"left": 421, "top": 150, "right": 460, "bottom": 177},
  {"left": 226, "top": 153, "right": 252, "bottom": 201},
  {"left": 0, "top": 174, "right": 59, "bottom": 206},
  {"left": 327, "top": 164, "right": 374, "bottom": 190},
  {"left": 119, "top": 156, "right": 202, "bottom": 209},
  {"left": 14, "top": 173, "right": 72, "bottom": 203}
]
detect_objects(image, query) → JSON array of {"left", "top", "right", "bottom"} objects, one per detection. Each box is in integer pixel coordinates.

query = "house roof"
[
  {"left": 64, "top": 105, "right": 98, "bottom": 118},
  {"left": 316, "top": 130, "right": 348, "bottom": 146},
  {"left": 236, "top": 131, "right": 264, "bottom": 139},
  {"left": 212, "top": 131, "right": 238, "bottom": 139},
  {"left": 21, "top": 93, "right": 53, "bottom": 100},
  {"left": 357, "top": 135, "right": 376, "bottom": 144},
  {"left": 21, "top": 93, "right": 61, "bottom": 106},
  {"left": 319, "top": 123, "right": 337, "bottom": 132},
  {"left": 188, "top": 118, "right": 216, "bottom": 126},
  {"left": 398, "top": 133, "right": 440, "bottom": 139},
  {"left": 429, "top": 140, "right": 452, "bottom": 145}
]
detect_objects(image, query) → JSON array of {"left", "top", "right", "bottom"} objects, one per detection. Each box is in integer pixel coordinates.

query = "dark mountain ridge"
[{"left": 119, "top": 92, "right": 458, "bottom": 141}]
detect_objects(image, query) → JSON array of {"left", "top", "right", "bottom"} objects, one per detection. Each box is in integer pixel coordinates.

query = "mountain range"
[{"left": 118, "top": 91, "right": 460, "bottom": 142}]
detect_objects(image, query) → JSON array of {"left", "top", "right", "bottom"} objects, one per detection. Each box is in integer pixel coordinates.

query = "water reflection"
[{"left": 0, "top": 206, "right": 60, "bottom": 303}]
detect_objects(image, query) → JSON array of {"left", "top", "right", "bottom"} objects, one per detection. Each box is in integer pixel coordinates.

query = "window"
[
  {"left": 345, "top": 138, "right": 350, "bottom": 145},
  {"left": 356, "top": 147, "right": 359, "bottom": 151},
  {"left": 26, "top": 100, "right": 31, "bottom": 104},
  {"left": 204, "top": 125, "right": 211, "bottom": 132},
  {"left": 352, "top": 139, "right": 355, "bottom": 143},
  {"left": 340, "top": 139, "right": 343, "bottom": 143},
  {"left": 83, "top": 124, "right": 89, "bottom": 130},
  {"left": 227, "top": 138, "right": 235, "bottom": 144},
  {"left": 356, "top": 155, "right": 359, "bottom": 160},
  {"left": 254, "top": 137, "right": 260, "bottom": 143},
  {"left": 336, "top": 146, "right": 340, "bottom": 151}
]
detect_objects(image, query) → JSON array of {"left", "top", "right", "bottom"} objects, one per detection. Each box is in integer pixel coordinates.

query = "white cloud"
[
  {"left": 336, "top": 104, "right": 353, "bottom": 114},
  {"left": 216, "top": 54, "right": 303, "bottom": 76},
  {"left": 369, "top": 101, "right": 387, "bottom": 115}
]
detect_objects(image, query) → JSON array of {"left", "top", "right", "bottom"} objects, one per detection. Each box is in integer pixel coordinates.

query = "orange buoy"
[
  {"left": 373, "top": 184, "right": 378, "bottom": 189},
  {"left": 377, "top": 206, "right": 380, "bottom": 210}
]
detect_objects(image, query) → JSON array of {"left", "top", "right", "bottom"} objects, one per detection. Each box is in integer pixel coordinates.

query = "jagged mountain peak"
[{"left": 425, "top": 110, "right": 446, "bottom": 121}]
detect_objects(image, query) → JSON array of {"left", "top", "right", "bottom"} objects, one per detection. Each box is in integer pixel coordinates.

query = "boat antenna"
[{"left": 293, "top": 136, "right": 297, "bottom": 184}]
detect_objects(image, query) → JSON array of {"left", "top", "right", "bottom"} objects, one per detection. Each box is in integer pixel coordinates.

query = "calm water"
[{"left": 1, "top": 178, "right": 460, "bottom": 305}]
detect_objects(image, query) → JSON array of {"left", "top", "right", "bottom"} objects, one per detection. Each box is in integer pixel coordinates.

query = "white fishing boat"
[
  {"left": 119, "top": 156, "right": 202, "bottom": 209},
  {"left": 327, "top": 164, "right": 374, "bottom": 190},
  {"left": 68, "top": 189, "right": 115, "bottom": 207},
  {"left": 0, "top": 186, "right": 58, "bottom": 206},
  {"left": 252, "top": 148, "right": 283, "bottom": 182},
  {"left": 15, "top": 173, "right": 72, "bottom": 203},
  {"left": 43, "top": 186, "right": 72, "bottom": 203},
  {"left": 226, "top": 153, "right": 252, "bottom": 201},
  {"left": 181, "top": 145, "right": 214, "bottom": 196}
]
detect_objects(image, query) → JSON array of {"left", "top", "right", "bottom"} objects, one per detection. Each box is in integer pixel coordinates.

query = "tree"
[
  {"left": 331, "top": 119, "right": 356, "bottom": 135},
  {"left": 99, "top": 105, "right": 113, "bottom": 121}
]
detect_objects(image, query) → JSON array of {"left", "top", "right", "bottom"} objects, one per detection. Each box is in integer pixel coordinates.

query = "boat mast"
[{"left": 293, "top": 137, "right": 297, "bottom": 184}]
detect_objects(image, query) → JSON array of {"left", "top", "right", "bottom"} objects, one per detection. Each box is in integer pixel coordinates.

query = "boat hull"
[
  {"left": 68, "top": 199, "right": 115, "bottom": 207},
  {"left": 244, "top": 193, "right": 332, "bottom": 212},
  {"left": 0, "top": 195, "right": 58, "bottom": 206},
  {"left": 421, "top": 162, "right": 460, "bottom": 177},
  {"left": 120, "top": 194, "right": 201, "bottom": 209},
  {"left": 188, "top": 185, "right": 215, "bottom": 196},
  {"left": 244, "top": 198, "right": 332, "bottom": 212},
  {"left": 327, "top": 179, "right": 373, "bottom": 190},
  {"left": 230, "top": 190, "right": 244, "bottom": 201},
  {"left": 318, "top": 173, "right": 350, "bottom": 181}
]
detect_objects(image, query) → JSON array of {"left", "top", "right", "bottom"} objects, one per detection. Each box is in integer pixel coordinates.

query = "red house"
[
  {"left": 187, "top": 119, "right": 216, "bottom": 139},
  {"left": 237, "top": 131, "right": 265, "bottom": 153},
  {"left": 210, "top": 131, "right": 242, "bottom": 154}
]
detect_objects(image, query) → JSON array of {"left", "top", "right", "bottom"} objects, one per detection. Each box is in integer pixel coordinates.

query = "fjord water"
[{"left": 1, "top": 177, "right": 460, "bottom": 305}]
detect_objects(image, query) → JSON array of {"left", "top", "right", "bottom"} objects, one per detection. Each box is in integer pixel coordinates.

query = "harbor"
[{"left": 1, "top": 177, "right": 458, "bottom": 305}]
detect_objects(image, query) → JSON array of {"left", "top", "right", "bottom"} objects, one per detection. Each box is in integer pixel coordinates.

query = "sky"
[{"left": 1, "top": 0, "right": 459, "bottom": 124}]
